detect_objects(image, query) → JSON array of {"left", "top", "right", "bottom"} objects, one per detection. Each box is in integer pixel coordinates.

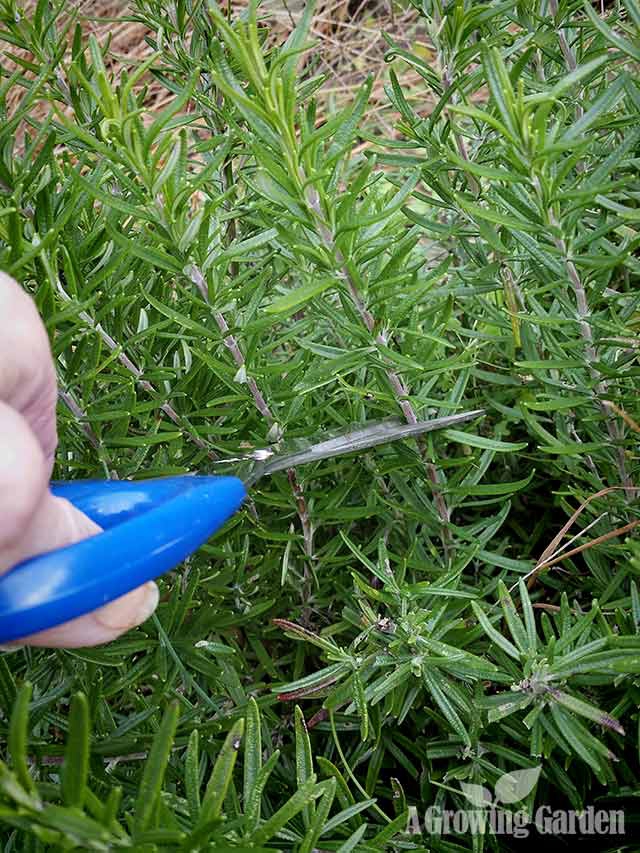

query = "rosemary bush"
[{"left": 0, "top": 0, "right": 639, "bottom": 849}]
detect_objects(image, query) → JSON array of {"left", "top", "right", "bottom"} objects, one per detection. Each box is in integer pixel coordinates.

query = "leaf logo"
[
  {"left": 494, "top": 767, "right": 541, "bottom": 804},
  {"left": 459, "top": 767, "right": 541, "bottom": 808},
  {"left": 459, "top": 782, "right": 492, "bottom": 808}
]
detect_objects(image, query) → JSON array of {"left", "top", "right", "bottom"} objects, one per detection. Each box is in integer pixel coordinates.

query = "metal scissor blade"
[{"left": 243, "top": 408, "right": 484, "bottom": 486}]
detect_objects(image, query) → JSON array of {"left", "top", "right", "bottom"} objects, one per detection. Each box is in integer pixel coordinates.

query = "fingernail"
[{"left": 94, "top": 582, "right": 159, "bottom": 631}]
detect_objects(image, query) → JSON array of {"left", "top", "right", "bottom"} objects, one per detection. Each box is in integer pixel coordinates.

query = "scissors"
[{"left": 0, "top": 409, "right": 483, "bottom": 643}]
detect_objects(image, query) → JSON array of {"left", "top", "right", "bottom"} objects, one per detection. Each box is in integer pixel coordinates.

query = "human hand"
[{"left": 0, "top": 272, "right": 158, "bottom": 647}]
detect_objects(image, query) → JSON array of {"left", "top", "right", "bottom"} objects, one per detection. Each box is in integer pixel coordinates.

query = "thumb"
[{"left": 0, "top": 402, "right": 158, "bottom": 647}]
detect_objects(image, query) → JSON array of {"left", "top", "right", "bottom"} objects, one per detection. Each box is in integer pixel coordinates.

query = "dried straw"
[{"left": 6, "top": 0, "right": 424, "bottom": 126}]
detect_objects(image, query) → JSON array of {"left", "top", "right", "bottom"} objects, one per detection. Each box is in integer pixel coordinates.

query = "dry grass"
[{"left": 7, "top": 0, "right": 425, "bottom": 132}]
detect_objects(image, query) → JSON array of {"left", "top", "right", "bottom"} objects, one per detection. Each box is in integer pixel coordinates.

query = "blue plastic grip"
[{"left": 0, "top": 475, "right": 246, "bottom": 644}]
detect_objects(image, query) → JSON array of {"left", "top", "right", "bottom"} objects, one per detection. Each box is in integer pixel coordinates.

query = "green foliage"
[
  {"left": 1, "top": 0, "right": 639, "bottom": 850},
  {"left": 0, "top": 690, "right": 344, "bottom": 849}
]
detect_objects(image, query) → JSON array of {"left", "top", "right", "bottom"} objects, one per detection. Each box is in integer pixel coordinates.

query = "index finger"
[{"left": 0, "top": 272, "right": 58, "bottom": 470}]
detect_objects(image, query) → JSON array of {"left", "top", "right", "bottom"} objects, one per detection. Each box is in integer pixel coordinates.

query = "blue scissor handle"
[{"left": 0, "top": 475, "right": 246, "bottom": 644}]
